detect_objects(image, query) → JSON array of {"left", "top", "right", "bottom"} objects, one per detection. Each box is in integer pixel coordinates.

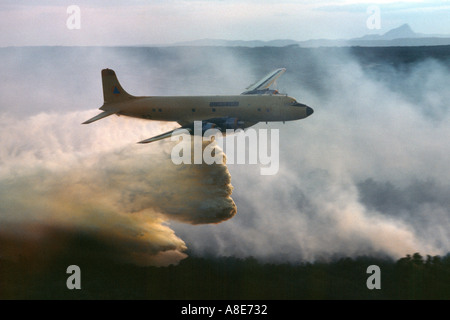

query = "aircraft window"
[
  {"left": 192, "top": 108, "right": 196, "bottom": 112},
  {"left": 158, "top": 108, "right": 162, "bottom": 112},
  {"left": 257, "top": 108, "right": 261, "bottom": 112},
  {"left": 291, "top": 101, "right": 306, "bottom": 107},
  {"left": 152, "top": 108, "right": 156, "bottom": 112},
  {"left": 212, "top": 108, "right": 216, "bottom": 112}
]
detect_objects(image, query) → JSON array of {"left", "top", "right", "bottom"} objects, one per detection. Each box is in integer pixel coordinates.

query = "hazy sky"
[{"left": 1, "top": 0, "right": 450, "bottom": 46}]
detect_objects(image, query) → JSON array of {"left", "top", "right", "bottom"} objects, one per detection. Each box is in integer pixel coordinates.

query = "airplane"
[{"left": 83, "top": 68, "right": 313, "bottom": 143}]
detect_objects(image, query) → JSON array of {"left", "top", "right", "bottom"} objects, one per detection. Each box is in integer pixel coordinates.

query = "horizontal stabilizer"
[
  {"left": 82, "top": 110, "right": 117, "bottom": 124},
  {"left": 138, "top": 127, "right": 192, "bottom": 144}
]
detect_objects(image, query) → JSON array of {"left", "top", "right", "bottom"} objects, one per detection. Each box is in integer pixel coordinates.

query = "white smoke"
[
  {"left": 0, "top": 111, "right": 236, "bottom": 266},
  {"left": 1, "top": 46, "right": 449, "bottom": 266},
  {"left": 171, "top": 53, "right": 450, "bottom": 262}
]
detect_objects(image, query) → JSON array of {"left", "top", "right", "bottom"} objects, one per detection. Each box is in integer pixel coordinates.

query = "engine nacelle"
[
  {"left": 223, "top": 117, "right": 245, "bottom": 130},
  {"left": 200, "top": 118, "right": 248, "bottom": 136},
  {"left": 201, "top": 122, "right": 217, "bottom": 135}
]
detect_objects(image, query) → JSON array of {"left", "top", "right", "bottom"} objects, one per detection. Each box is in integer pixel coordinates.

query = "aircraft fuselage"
[
  {"left": 83, "top": 68, "right": 313, "bottom": 143},
  {"left": 105, "top": 94, "right": 312, "bottom": 124}
]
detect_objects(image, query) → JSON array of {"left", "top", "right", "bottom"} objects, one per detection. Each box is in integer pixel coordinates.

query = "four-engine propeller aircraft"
[{"left": 83, "top": 68, "right": 313, "bottom": 143}]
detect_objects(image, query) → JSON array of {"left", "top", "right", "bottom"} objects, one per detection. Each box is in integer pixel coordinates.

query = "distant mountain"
[
  {"left": 170, "top": 38, "right": 299, "bottom": 47},
  {"left": 342, "top": 24, "right": 450, "bottom": 46},
  {"left": 166, "top": 24, "right": 450, "bottom": 48},
  {"left": 356, "top": 24, "right": 418, "bottom": 41},
  {"left": 300, "top": 24, "right": 450, "bottom": 47},
  {"left": 383, "top": 23, "right": 418, "bottom": 39}
]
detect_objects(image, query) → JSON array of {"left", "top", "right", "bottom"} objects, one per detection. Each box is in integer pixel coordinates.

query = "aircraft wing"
[
  {"left": 138, "top": 127, "right": 192, "bottom": 144},
  {"left": 241, "top": 68, "right": 286, "bottom": 94},
  {"left": 138, "top": 116, "right": 257, "bottom": 144}
]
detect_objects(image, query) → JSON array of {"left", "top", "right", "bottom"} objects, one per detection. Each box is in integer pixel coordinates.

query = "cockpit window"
[{"left": 290, "top": 101, "right": 307, "bottom": 107}]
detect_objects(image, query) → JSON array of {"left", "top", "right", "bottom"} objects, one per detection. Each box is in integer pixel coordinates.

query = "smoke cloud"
[
  {"left": 1, "top": 46, "right": 449, "bottom": 267},
  {"left": 169, "top": 48, "right": 450, "bottom": 262},
  {"left": 0, "top": 111, "right": 236, "bottom": 266}
]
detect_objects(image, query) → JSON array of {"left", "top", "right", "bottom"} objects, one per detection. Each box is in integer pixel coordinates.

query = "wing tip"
[
  {"left": 137, "top": 127, "right": 192, "bottom": 144},
  {"left": 137, "top": 138, "right": 155, "bottom": 144},
  {"left": 243, "top": 67, "right": 286, "bottom": 93}
]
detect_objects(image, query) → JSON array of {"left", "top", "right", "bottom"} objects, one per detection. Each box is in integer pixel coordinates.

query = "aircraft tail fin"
[{"left": 101, "top": 68, "right": 135, "bottom": 103}]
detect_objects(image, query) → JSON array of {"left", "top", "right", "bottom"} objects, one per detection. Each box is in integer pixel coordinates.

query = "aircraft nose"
[{"left": 306, "top": 106, "right": 314, "bottom": 117}]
